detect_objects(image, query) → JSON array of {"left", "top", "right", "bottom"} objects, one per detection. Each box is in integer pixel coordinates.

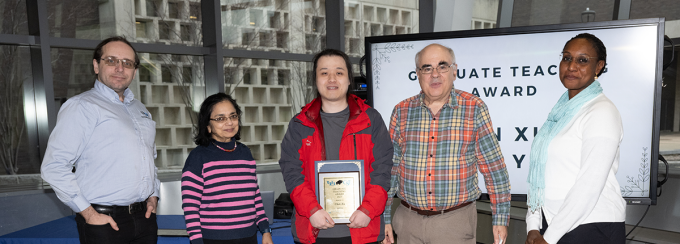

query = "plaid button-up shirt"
[{"left": 384, "top": 89, "right": 511, "bottom": 226}]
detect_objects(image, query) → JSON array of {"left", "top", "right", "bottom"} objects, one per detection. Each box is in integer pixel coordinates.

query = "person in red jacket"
[{"left": 279, "top": 49, "right": 393, "bottom": 244}]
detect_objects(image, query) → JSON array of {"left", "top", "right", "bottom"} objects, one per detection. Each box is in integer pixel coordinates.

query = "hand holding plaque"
[
  {"left": 347, "top": 209, "right": 370, "bottom": 228},
  {"left": 310, "top": 209, "right": 335, "bottom": 229},
  {"left": 315, "top": 160, "right": 365, "bottom": 224}
]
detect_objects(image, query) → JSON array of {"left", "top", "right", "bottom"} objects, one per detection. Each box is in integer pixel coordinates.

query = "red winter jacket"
[{"left": 279, "top": 95, "right": 393, "bottom": 244}]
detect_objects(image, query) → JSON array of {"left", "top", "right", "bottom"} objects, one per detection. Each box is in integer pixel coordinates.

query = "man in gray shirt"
[{"left": 41, "top": 36, "right": 159, "bottom": 244}]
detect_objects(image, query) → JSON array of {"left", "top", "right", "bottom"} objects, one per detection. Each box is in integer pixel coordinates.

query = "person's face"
[
  {"left": 559, "top": 38, "right": 605, "bottom": 97},
  {"left": 92, "top": 41, "right": 137, "bottom": 95},
  {"left": 207, "top": 101, "right": 239, "bottom": 143},
  {"left": 417, "top": 45, "right": 456, "bottom": 102},
  {"left": 316, "top": 55, "right": 350, "bottom": 103}
]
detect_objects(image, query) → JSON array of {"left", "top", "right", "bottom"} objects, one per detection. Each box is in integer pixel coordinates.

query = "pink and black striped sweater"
[{"left": 181, "top": 140, "right": 269, "bottom": 244}]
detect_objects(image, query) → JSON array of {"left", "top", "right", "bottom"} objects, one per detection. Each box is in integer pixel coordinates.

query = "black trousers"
[
  {"left": 204, "top": 233, "right": 257, "bottom": 244},
  {"left": 540, "top": 211, "right": 625, "bottom": 244},
  {"left": 75, "top": 208, "right": 157, "bottom": 244},
  {"left": 296, "top": 236, "right": 381, "bottom": 244}
]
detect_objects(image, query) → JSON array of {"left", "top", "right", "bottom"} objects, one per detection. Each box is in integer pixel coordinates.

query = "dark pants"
[
  {"left": 75, "top": 206, "right": 157, "bottom": 244},
  {"left": 204, "top": 233, "right": 257, "bottom": 244},
  {"left": 540, "top": 211, "right": 625, "bottom": 244},
  {"left": 310, "top": 237, "right": 381, "bottom": 244},
  {"left": 294, "top": 236, "right": 381, "bottom": 244}
]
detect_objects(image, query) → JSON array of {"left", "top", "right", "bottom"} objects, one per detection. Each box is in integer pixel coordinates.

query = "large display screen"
[{"left": 366, "top": 19, "right": 664, "bottom": 205}]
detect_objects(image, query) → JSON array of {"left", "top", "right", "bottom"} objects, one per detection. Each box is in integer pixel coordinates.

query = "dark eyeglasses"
[{"left": 101, "top": 56, "right": 137, "bottom": 69}]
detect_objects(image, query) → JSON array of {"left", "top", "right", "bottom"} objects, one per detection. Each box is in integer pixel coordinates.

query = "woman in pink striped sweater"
[{"left": 182, "top": 93, "right": 273, "bottom": 244}]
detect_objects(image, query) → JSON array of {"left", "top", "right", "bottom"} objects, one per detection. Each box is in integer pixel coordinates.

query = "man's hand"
[
  {"left": 310, "top": 210, "right": 334, "bottom": 229},
  {"left": 145, "top": 196, "right": 158, "bottom": 218},
  {"left": 526, "top": 230, "right": 548, "bottom": 244},
  {"left": 262, "top": 232, "right": 274, "bottom": 244},
  {"left": 80, "top": 206, "right": 119, "bottom": 231},
  {"left": 493, "top": 225, "right": 507, "bottom": 244},
  {"left": 382, "top": 224, "right": 394, "bottom": 244},
  {"left": 347, "top": 210, "right": 370, "bottom": 228}
]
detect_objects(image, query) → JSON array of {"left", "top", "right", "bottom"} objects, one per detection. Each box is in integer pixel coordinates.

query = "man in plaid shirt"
[{"left": 382, "top": 44, "right": 511, "bottom": 244}]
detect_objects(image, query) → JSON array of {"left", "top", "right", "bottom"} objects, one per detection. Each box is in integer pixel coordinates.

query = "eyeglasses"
[
  {"left": 418, "top": 63, "right": 455, "bottom": 74},
  {"left": 560, "top": 54, "right": 598, "bottom": 66},
  {"left": 101, "top": 56, "right": 137, "bottom": 69},
  {"left": 210, "top": 114, "right": 239, "bottom": 123}
]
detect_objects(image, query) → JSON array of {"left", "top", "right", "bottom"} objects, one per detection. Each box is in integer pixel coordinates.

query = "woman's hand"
[
  {"left": 526, "top": 230, "right": 549, "bottom": 244},
  {"left": 310, "top": 209, "right": 335, "bottom": 229},
  {"left": 262, "top": 232, "right": 273, "bottom": 244}
]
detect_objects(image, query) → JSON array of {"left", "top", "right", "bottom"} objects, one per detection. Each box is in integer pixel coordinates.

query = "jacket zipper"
[{"left": 353, "top": 133, "right": 357, "bottom": 160}]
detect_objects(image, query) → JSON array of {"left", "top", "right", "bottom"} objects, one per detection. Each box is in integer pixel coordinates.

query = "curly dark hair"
[
  {"left": 194, "top": 93, "right": 242, "bottom": 146},
  {"left": 564, "top": 33, "right": 607, "bottom": 77},
  {"left": 93, "top": 36, "right": 140, "bottom": 69},
  {"left": 311, "top": 49, "right": 355, "bottom": 99}
]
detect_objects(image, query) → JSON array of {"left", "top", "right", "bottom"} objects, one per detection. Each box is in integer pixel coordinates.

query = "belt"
[
  {"left": 91, "top": 202, "right": 146, "bottom": 215},
  {"left": 400, "top": 200, "right": 473, "bottom": 216}
]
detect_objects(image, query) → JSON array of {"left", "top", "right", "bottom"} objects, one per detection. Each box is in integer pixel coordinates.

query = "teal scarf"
[{"left": 527, "top": 81, "right": 603, "bottom": 212}]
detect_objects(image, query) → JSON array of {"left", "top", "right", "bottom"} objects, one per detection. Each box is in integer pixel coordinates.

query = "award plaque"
[{"left": 315, "top": 160, "right": 365, "bottom": 224}]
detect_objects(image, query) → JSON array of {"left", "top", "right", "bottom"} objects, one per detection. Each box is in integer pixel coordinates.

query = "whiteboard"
[{"left": 366, "top": 19, "right": 663, "bottom": 204}]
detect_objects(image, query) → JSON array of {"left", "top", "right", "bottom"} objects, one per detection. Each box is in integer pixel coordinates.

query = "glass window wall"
[
  {"left": 511, "top": 0, "right": 615, "bottom": 27},
  {"left": 48, "top": 0, "right": 203, "bottom": 46},
  {"left": 222, "top": 0, "right": 326, "bottom": 54},
  {"left": 47, "top": 0, "right": 107, "bottom": 39},
  {"left": 0, "top": 46, "right": 38, "bottom": 176},
  {"left": 0, "top": 0, "right": 29, "bottom": 35},
  {"left": 224, "top": 58, "right": 312, "bottom": 164},
  {"left": 471, "top": 0, "right": 499, "bottom": 30},
  {"left": 630, "top": 0, "right": 680, "bottom": 21},
  {"left": 344, "top": 0, "right": 420, "bottom": 57}
]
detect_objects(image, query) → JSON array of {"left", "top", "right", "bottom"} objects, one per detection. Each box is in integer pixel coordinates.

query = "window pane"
[
  {"left": 511, "top": 0, "right": 615, "bottom": 27},
  {"left": 146, "top": 0, "right": 159, "bottom": 17},
  {"left": 168, "top": 2, "right": 179, "bottom": 19},
  {"left": 48, "top": 0, "right": 203, "bottom": 46},
  {"left": 224, "top": 58, "right": 313, "bottom": 164},
  {"left": 51, "top": 48, "right": 205, "bottom": 170},
  {"left": 471, "top": 0, "right": 499, "bottom": 30},
  {"left": 344, "top": 1, "right": 420, "bottom": 57},
  {"left": 0, "top": 46, "right": 39, "bottom": 176},
  {"left": 51, "top": 49, "right": 94, "bottom": 100},
  {"left": 190, "top": 3, "right": 201, "bottom": 21},
  {"left": 630, "top": 0, "right": 680, "bottom": 21},
  {"left": 0, "top": 0, "right": 29, "bottom": 35},
  {"left": 47, "top": 0, "right": 104, "bottom": 39},
  {"left": 221, "top": 0, "right": 326, "bottom": 54}
]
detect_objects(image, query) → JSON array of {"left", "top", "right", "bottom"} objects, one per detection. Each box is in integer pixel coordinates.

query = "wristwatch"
[{"left": 261, "top": 228, "right": 271, "bottom": 234}]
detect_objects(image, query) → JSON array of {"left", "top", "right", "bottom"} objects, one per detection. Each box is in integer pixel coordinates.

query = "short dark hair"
[
  {"left": 93, "top": 36, "right": 140, "bottom": 69},
  {"left": 564, "top": 33, "right": 607, "bottom": 77},
  {"left": 194, "top": 93, "right": 242, "bottom": 146},
  {"left": 311, "top": 49, "right": 355, "bottom": 99}
]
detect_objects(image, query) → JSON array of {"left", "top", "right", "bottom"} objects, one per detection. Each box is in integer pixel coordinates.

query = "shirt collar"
[
  {"left": 417, "top": 87, "right": 459, "bottom": 109},
  {"left": 94, "top": 80, "right": 135, "bottom": 104}
]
